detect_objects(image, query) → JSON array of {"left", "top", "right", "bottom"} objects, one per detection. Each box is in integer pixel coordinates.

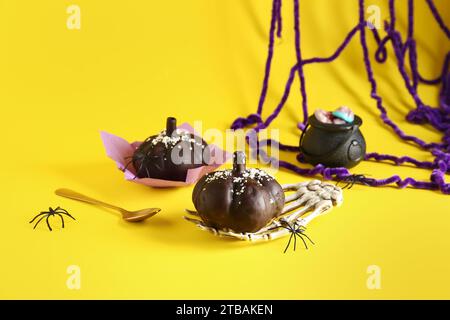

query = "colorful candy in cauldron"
[
  {"left": 192, "top": 151, "right": 285, "bottom": 233},
  {"left": 300, "top": 107, "right": 366, "bottom": 168},
  {"left": 131, "top": 117, "right": 211, "bottom": 181}
]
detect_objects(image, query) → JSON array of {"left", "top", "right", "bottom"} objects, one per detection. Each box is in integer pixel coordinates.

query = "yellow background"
[{"left": 0, "top": 0, "right": 449, "bottom": 299}]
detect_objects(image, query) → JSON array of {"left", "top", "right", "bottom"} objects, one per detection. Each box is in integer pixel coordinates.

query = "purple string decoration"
[{"left": 231, "top": 0, "right": 450, "bottom": 194}]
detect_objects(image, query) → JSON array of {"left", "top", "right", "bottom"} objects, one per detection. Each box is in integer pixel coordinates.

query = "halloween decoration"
[
  {"left": 185, "top": 179, "right": 342, "bottom": 245},
  {"left": 30, "top": 207, "right": 75, "bottom": 231},
  {"left": 190, "top": 151, "right": 285, "bottom": 233},
  {"left": 129, "top": 117, "right": 210, "bottom": 181},
  {"left": 55, "top": 188, "right": 161, "bottom": 222},
  {"left": 275, "top": 221, "right": 314, "bottom": 253},
  {"left": 231, "top": 0, "right": 450, "bottom": 194},
  {"left": 101, "top": 123, "right": 229, "bottom": 187},
  {"left": 300, "top": 112, "right": 366, "bottom": 168},
  {"left": 336, "top": 174, "right": 372, "bottom": 189}
]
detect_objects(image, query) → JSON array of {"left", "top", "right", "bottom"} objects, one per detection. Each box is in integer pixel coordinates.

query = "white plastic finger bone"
[{"left": 282, "top": 193, "right": 316, "bottom": 213}]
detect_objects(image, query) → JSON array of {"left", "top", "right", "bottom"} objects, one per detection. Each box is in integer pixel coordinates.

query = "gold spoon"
[{"left": 55, "top": 188, "right": 161, "bottom": 222}]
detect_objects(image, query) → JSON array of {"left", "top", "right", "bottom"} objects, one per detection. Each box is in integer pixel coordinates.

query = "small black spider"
[
  {"left": 29, "top": 207, "right": 75, "bottom": 231},
  {"left": 272, "top": 221, "right": 315, "bottom": 253},
  {"left": 336, "top": 174, "right": 372, "bottom": 189}
]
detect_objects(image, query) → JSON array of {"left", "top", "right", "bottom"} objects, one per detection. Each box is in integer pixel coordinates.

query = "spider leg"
[
  {"left": 122, "top": 157, "right": 134, "bottom": 172},
  {"left": 57, "top": 211, "right": 76, "bottom": 220},
  {"left": 353, "top": 176, "right": 369, "bottom": 187},
  {"left": 46, "top": 215, "right": 53, "bottom": 231},
  {"left": 297, "top": 230, "right": 314, "bottom": 245},
  {"left": 33, "top": 215, "right": 48, "bottom": 229},
  {"left": 29, "top": 212, "right": 50, "bottom": 223},
  {"left": 335, "top": 179, "right": 344, "bottom": 187},
  {"left": 292, "top": 228, "right": 297, "bottom": 252},
  {"left": 55, "top": 207, "right": 68, "bottom": 214},
  {"left": 55, "top": 213, "right": 65, "bottom": 228},
  {"left": 296, "top": 232, "right": 309, "bottom": 249},
  {"left": 293, "top": 222, "right": 303, "bottom": 251},
  {"left": 133, "top": 159, "right": 146, "bottom": 179},
  {"left": 283, "top": 232, "right": 294, "bottom": 253},
  {"left": 342, "top": 180, "right": 351, "bottom": 189},
  {"left": 296, "top": 226, "right": 306, "bottom": 233},
  {"left": 348, "top": 179, "right": 356, "bottom": 189}
]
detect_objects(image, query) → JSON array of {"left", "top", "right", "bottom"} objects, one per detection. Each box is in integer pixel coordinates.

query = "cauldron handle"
[{"left": 299, "top": 123, "right": 309, "bottom": 148}]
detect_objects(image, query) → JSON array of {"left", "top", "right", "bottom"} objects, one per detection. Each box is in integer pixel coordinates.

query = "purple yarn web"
[{"left": 231, "top": 0, "right": 450, "bottom": 194}]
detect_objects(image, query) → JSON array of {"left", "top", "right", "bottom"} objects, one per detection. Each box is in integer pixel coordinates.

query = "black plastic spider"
[
  {"left": 122, "top": 154, "right": 151, "bottom": 180},
  {"left": 272, "top": 221, "right": 315, "bottom": 253},
  {"left": 29, "top": 207, "right": 75, "bottom": 231},
  {"left": 336, "top": 174, "right": 373, "bottom": 189}
]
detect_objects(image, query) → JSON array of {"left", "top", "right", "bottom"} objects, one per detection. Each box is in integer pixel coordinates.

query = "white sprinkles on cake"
[
  {"left": 151, "top": 129, "right": 204, "bottom": 148},
  {"left": 203, "top": 168, "right": 274, "bottom": 196},
  {"left": 204, "top": 170, "right": 232, "bottom": 183}
]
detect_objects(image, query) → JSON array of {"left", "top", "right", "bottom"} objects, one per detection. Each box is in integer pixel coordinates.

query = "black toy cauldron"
[{"left": 299, "top": 115, "right": 366, "bottom": 168}]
